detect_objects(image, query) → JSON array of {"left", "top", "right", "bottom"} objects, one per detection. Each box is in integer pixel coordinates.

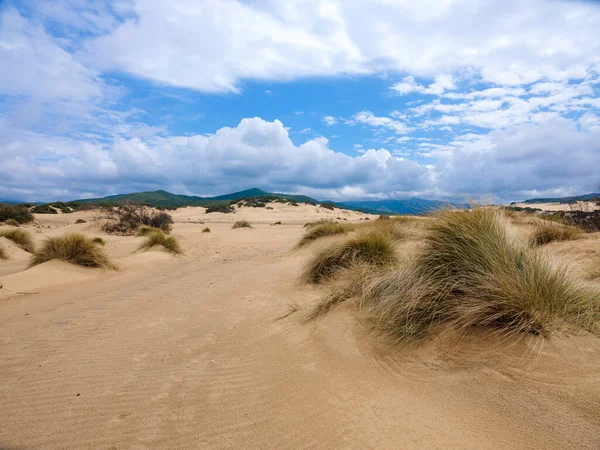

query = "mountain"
[
  {"left": 70, "top": 188, "right": 318, "bottom": 208},
  {"left": 337, "top": 198, "right": 466, "bottom": 215},
  {"left": 516, "top": 193, "right": 600, "bottom": 204}
]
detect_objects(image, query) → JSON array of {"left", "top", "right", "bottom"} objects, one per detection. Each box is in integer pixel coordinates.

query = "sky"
[{"left": 1, "top": 0, "right": 600, "bottom": 203}]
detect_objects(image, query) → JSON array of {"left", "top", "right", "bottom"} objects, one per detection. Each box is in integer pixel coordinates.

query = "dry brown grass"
[
  {"left": 301, "top": 231, "right": 398, "bottom": 285},
  {"left": 30, "top": 233, "right": 114, "bottom": 269},
  {"left": 0, "top": 243, "right": 6, "bottom": 260},
  {"left": 0, "top": 228, "right": 35, "bottom": 253},
  {"left": 307, "top": 207, "right": 600, "bottom": 346},
  {"left": 136, "top": 225, "right": 163, "bottom": 236},
  {"left": 232, "top": 220, "right": 252, "bottom": 229},
  {"left": 530, "top": 222, "right": 582, "bottom": 246},
  {"left": 202, "top": 227, "right": 211, "bottom": 233},
  {"left": 297, "top": 221, "right": 354, "bottom": 248},
  {"left": 138, "top": 230, "right": 182, "bottom": 254}
]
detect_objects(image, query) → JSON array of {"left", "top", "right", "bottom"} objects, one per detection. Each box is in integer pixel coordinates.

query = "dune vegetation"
[
  {"left": 92, "top": 237, "right": 106, "bottom": 246},
  {"left": 232, "top": 220, "right": 252, "bottom": 229},
  {"left": 202, "top": 227, "right": 211, "bottom": 233},
  {"left": 138, "top": 229, "right": 182, "bottom": 254},
  {"left": 305, "top": 207, "right": 600, "bottom": 346},
  {"left": 0, "top": 228, "right": 35, "bottom": 253},
  {"left": 31, "top": 233, "right": 114, "bottom": 269},
  {"left": 530, "top": 222, "right": 582, "bottom": 246},
  {"left": 296, "top": 221, "right": 354, "bottom": 248},
  {"left": 0, "top": 243, "right": 6, "bottom": 260}
]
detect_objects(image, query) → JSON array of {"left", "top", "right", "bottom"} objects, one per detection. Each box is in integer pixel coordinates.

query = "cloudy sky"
[{"left": 1, "top": 0, "right": 600, "bottom": 202}]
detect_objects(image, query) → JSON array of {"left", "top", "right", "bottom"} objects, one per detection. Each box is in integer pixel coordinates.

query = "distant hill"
[
  {"left": 209, "top": 188, "right": 315, "bottom": 203},
  {"left": 515, "top": 193, "right": 600, "bottom": 205},
  {"left": 337, "top": 198, "right": 466, "bottom": 215}
]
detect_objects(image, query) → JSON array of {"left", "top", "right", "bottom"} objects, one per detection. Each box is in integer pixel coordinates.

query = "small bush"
[
  {"left": 232, "top": 220, "right": 252, "bottom": 229},
  {"left": 139, "top": 230, "right": 182, "bottom": 254},
  {"left": 92, "top": 237, "right": 106, "bottom": 246},
  {"left": 202, "top": 227, "right": 211, "bottom": 233},
  {"left": 272, "top": 221, "right": 282, "bottom": 226},
  {"left": 530, "top": 223, "right": 582, "bottom": 246},
  {"left": 319, "top": 202, "right": 336, "bottom": 210},
  {"left": 302, "top": 231, "right": 397, "bottom": 284},
  {"left": 31, "top": 234, "right": 114, "bottom": 268},
  {"left": 0, "top": 204, "right": 34, "bottom": 224},
  {"left": 4, "top": 219, "right": 20, "bottom": 227},
  {"left": 101, "top": 201, "right": 173, "bottom": 235},
  {"left": 75, "top": 219, "right": 87, "bottom": 224},
  {"left": 297, "top": 221, "right": 353, "bottom": 248},
  {"left": 206, "top": 203, "right": 235, "bottom": 214},
  {"left": 31, "top": 204, "right": 58, "bottom": 214},
  {"left": 0, "top": 228, "right": 35, "bottom": 253}
]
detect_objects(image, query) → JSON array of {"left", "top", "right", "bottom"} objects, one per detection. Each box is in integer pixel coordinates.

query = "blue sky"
[{"left": 1, "top": 0, "right": 600, "bottom": 202}]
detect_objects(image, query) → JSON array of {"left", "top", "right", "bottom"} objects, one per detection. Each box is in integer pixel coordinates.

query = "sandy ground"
[
  {"left": 1, "top": 203, "right": 600, "bottom": 449},
  {"left": 511, "top": 201, "right": 599, "bottom": 211}
]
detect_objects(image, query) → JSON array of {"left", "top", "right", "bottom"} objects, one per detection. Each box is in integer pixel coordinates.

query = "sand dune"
[{"left": 1, "top": 203, "right": 599, "bottom": 449}]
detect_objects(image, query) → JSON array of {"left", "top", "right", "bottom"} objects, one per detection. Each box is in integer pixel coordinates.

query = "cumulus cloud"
[
  {"left": 322, "top": 115, "right": 338, "bottom": 126},
  {"left": 351, "top": 111, "right": 412, "bottom": 134}
]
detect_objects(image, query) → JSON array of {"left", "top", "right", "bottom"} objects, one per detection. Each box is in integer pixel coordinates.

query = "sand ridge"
[{"left": 1, "top": 203, "right": 599, "bottom": 449}]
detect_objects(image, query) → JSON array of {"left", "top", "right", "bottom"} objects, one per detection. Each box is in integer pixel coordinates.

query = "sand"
[{"left": 1, "top": 203, "right": 600, "bottom": 449}]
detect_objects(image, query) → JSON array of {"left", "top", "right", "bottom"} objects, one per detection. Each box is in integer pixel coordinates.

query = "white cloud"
[
  {"left": 322, "top": 115, "right": 338, "bottom": 125},
  {"left": 264, "top": 90, "right": 272, "bottom": 95},
  {"left": 390, "top": 76, "right": 423, "bottom": 95},
  {"left": 351, "top": 111, "right": 412, "bottom": 134}
]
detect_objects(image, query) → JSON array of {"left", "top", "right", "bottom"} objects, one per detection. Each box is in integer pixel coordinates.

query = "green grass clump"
[
  {"left": 0, "top": 204, "right": 34, "bottom": 224},
  {"left": 232, "top": 220, "right": 252, "bottom": 229},
  {"left": 530, "top": 222, "right": 582, "bottom": 246},
  {"left": 0, "top": 228, "right": 35, "bottom": 253},
  {"left": 356, "top": 208, "right": 600, "bottom": 346},
  {"left": 302, "top": 231, "right": 397, "bottom": 285},
  {"left": 30, "top": 233, "right": 114, "bottom": 268},
  {"left": 136, "top": 225, "right": 163, "bottom": 236},
  {"left": 297, "top": 222, "right": 354, "bottom": 248},
  {"left": 202, "top": 227, "right": 211, "bottom": 233},
  {"left": 139, "top": 230, "right": 182, "bottom": 254},
  {"left": 92, "top": 237, "right": 106, "bottom": 246}
]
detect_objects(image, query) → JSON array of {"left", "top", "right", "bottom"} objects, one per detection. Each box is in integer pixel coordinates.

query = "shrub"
[
  {"left": 272, "top": 221, "right": 282, "bottom": 225},
  {"left": 101, "top": 201, "right": 173, "bottom": 235},
  {"left": 31, "top": 233, "right": 114, "bottom": 269},
  {"left": 202, "top": 227, "right": 211, "bottom": 233},
  {"left": 319, "top": 202, "right": 336, "bottom": 210},
  {"left": 355, "top": 208, "right": 600, "bottom": 346},
  {"left": 75, "top": 219, "right": 87, "bottom": 224},
  {"left": 4, "top": 219, "right": 19, "bottom": 227},
  {"left": 297, "top": 221, "right": 353, "bottom": 248},
  {"left": 138, "top": 230, "right": 182, "bottom": 254},
  {"left": 232, "top": 220, "right": 252, "bottom": 229},
  {"left": 92, "top": 237, "right": 106, "bottom": 246},
  {"left": 206, "top": 203, "right": 235, "bottom": 214},
  {"left": 0, "top": 228, "right": 35, "bottom": 253},
  {"left": 0, "top": 243, "right": 5, "bottom": 260},
  {"left": 31, "top": 204, "right": 58, "bottom": 214},
  {"left": 289, "top": 202, "right": 299, "bottom": 207},
  {"left": 530, "top": 223, "right": 582, "bottom": 246},
  {"left": 302, "top": 231, "right": 397, "bottom": 284},
  {"left": 0, "top": 204, "right": 34, "bottom": 224}
]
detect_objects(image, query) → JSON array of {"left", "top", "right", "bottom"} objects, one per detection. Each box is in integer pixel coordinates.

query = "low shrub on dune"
[
  {"left": 138, "top": 230, "right": 182, "bottom": 254},
  {"left": 4, "top": 219, "right": 20, "bottom": 227},
  {"left": 0, "top": 228, "right": 35, "bottom": 253},
  {"left": 0, "top": 243, "right": 6, "bottom": 260},
  {"left": 92, "top": 237, "right": 106, "bottom": 246},
  {"left": 0, "top": 204, "right": 34, "bottom": 224},
  {"left": 232, "top": 220, "right": 252, "bottom": 229},
  {"left": 307, "top": 207, "right": 600, "bottom": 346},
  {"left": 31, "top": 233, "right": 114, "bottom": 269},
  {"left": 302, "top": 231, "right": 397, "bottom": 285},
  {"left": 202, "top": 227, "right": 211, "bottom": 233},
  {"left": 297, "top": 221, "right": 353, "bottom": 248},
  {"left": 136, "top": 225, "right": 163, "bottom": 236},
  {"left": 530, "top": 222, "right": 582, "bottom": 246},
  {"left": 75, "top": 219, "right": 87, "bottom": 224}
]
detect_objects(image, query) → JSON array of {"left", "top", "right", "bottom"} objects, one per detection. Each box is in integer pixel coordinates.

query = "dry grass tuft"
[
  {"left": 0, "top": 243, "right": 6, "bottom": 260},
  {"left": 530, "top": 222, "right": 582, "bottom": 246},
  {"left": 302, "top": 231, "right": 397, "bottom": 285},
  {"left": 297, "top": 221, "right": 354, "bottom": 248},
  {"left": 139, "top": 230, "right": 182, "bottom": 254},
  {"left": 75, "top": 219, "right": 87, "bottom": 224},
  {"left": 92, "top": 237, "right": 106, "bottom": 246},
  {"left": 202, "top": 227, "right": 211, "bottom": 233},
  {"left": 30, "top": 233, "right": 114, "bottom": 268},
  {"left": 354, "top": 207, "right": 600, "bottom": 346},
  {"left": 136, "top": 225, "right": 163, "bottom": 236},
  {"left": 4, "top": 219, "right": 20, "bottom": 227},
  {"left": 0, "top": 228, "right": 35, "bottom": 253},
  {"left": 232, "top": 220, "right": 252, "bottom": 229}
]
